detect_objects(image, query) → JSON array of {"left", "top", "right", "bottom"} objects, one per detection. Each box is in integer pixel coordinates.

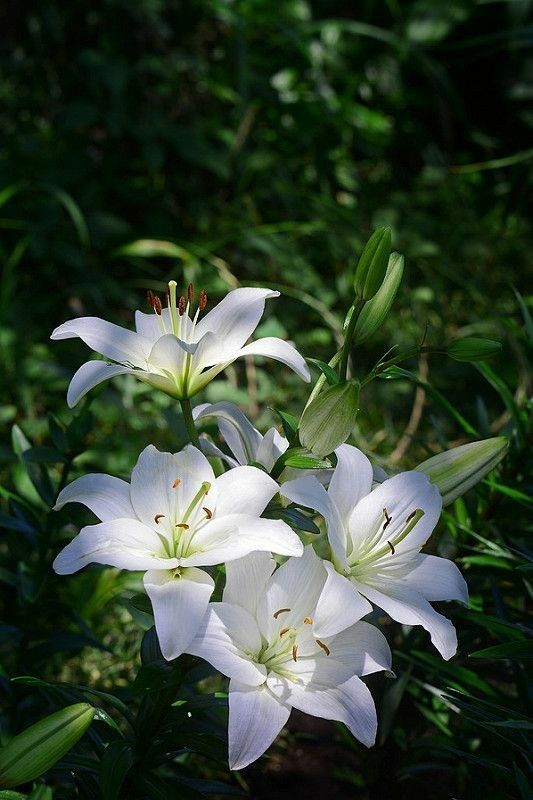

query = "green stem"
[
  {"left": 339, "top": 298, "right": 365, "bottom": 381},
  {"left": 360, "top": 345, "right": 447, "bottom": 388},
  {"left": 180, "top": 398, "right": 201, "bottom": 448}
]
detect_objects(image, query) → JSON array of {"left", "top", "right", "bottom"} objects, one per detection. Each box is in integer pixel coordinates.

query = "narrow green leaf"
[
  {"left": 470, "top": 641, "right": 533, "bottom": 660},
  {"left": 306, "top": 358, "right": 341, "bottom": 386}
]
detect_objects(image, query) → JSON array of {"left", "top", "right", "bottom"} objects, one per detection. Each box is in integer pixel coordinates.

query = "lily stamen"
[
  {"left": 203, "top": 507, "right": 213, "bottom": 519},
  {"left": 292, "top": 644, "right": 298, "bottom": 662},
  {"left": 176, "top": 523, "right": 189, "bottom": 530},
  {"left": 303, "top": 616, "right": 313, "bottom": 624},
  {"left": 172, "top": 478, "right": 181, "bottom": 489},
  {"left": 199, "top": 289, "right": 208, "bottom": 311},
  {"left": 273, "top": 608, "right": 291, "bottom": 619},
  {"left": 279, "top": 627, "right": 290, "bottom": 637},
  {"left": 154, "top": 513, "right": 165, "bottom": 524},
  {"left": 316, "top": 639, "right": 330, "bottom": 656}
]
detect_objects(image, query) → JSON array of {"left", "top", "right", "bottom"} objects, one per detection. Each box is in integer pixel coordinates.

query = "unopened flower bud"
[
  {"left": 447, "top": 337, "right": 501, "bottom": 362},
  {"left": 354, "top": 226, "right": 392, "bottom": 301},
  {"left": 299, "top": 380, "right": 360, "bottom": 457},
  {"left": 351, "top": 252, "right": 404, "bottom": 345},
  {"left": 416, "top": 437, "right": 508, "bottom": 506},
  {"left": 0, "top": 703, "right": 95, "bottom": 788}
]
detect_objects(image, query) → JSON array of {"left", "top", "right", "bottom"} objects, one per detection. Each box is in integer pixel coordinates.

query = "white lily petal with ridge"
[
  {"left": 187, "top": 546, "right": 391, "bottom": 769},
  {"left": 282, "top": 443, "right": 468, "bottom": 660},
  {"left": 51, "top": 286, "right": 310, "bottom": 406},
  {"left": 53, "top": 444, "right": 303, "bottom": 659}
]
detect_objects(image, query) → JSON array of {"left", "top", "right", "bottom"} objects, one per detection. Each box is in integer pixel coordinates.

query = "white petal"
[
  {"left": 329, "top": 445, "right": 373, "bottom": 524},
  {"left": 51, "top": 317, "right": 150, "bottom": 364},
  {"left": 197, "top": 435, "right": 241, "bottom": 469},
  {"left": 313, "top": 562, "right": 372, "bottom": 638},
  {"left": 66, "top": 361, "right": 134, "bottom": 407},
  {"left": 182, "top": 515, "right": 303, "bottom": 567},
  {"left": 54, "top": 474, "right": 134, "bottom": 521},
  {"left": 144, "top": 567, "right": 214, "bottom": 660},
  {"left": 147, "top": 333, "right": 194, "bottom": 376},
  {"left": 53, "top": 519, "right": 175, "bottom": 574},
  {"left": 129, "top": 444, "right": 216, "bottom": 530},
  {"left": 214, "top": 466, "right": 279, "bottom": 517},
  {"left": 324, "top": 621, "right": 392, "bottom": 676},
  {"left": 255, "top": 428, "right": 288, "bottom": 472},
  {"left": 282, "top": 476, "right": 348, "bottom": 567},
  {"left": 256, "top": 545, "right": 325, "bottom": 641},
  {"left": 193, "top": 402, "right": 263, "bottom": 465},
  {"left": 134, "top": 308, "right": 176, "bottom": 343},
  {"left": 348, "top": 471, "right": 442, "bottom": 559},
  {"left": 237, "top": 337, "right": 310, "bottom": 382},
  {"left": 403, "top": 554, "right": 468, "bottom": 603},
  {"left": 223, "top": 552, "right": 277, "bottom": 616},
  {"left": 356, "top": 580, "right": 458, "bottom": 660},
  {"left": 187, "top": 603, "right": 267, "bottom": 687},
  {"left": 194, "top": 287, "right": 279, "bottom": 362},
  {"left": 288, "top": 670, "right": 377, "bottom": 747},
  {"left": 228, "top": 680, "right": 290, "bottom": 770}
]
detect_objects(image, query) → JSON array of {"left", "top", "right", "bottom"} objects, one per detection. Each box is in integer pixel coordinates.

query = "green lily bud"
[
  {"left": 299, "top": 380, "right": 360, "bottom": 457},
  {"left": 354, "top": 226, "right": 392, "bottom": 301},
  {"left": 0, "top": 703, "right": 95, "bottom": 788},
  {"left": 416, "top": 437, "right": 508, "bottom": 506},
  {"left": 447, "top": 337, "right": 501, "bottom": 362},
  {"left": 350, "top": 252, "right": 404, "bottom": 345}
]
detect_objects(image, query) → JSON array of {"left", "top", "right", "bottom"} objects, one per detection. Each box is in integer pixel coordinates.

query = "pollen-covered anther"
[
  {"left": 176, "top": 523, "right": 189, "bottom": 530},
  {"left": 147, "top": 289, "right": 155, "bottom": 309},
  {"left": 406, "top": 509, "right": 418, "bottom": 523},
  {"left": 187, "top": 283, "right": 194, "bottom": 303},
  {"left": 387, "top": 540, "right": 395, "bottom": 555},
  {"left": 154, "top": 513, "right": 165, "bottom": 524},
  {"left": 303, "top": 616, "right": 313, "bottom": 625},
  {"left": 273, "top": 608, "right": 291, "bottom": 619},
  {"left": 199, "top": 289, "right": 208, "bottom": 311},
  {"left": 292, "top": 644, "right": 299, "bottom": 662},
  {"left": 383, "top": 507, "right": 392, "bottom": 532},
  {"left": 178, "top": 296, "right": 186, "bottom": 316},
  {"left": 316, "top": 639, "right": 330, "bottom": 656},
  {"left": 279, "top": 627, "right": 290, "bottom": 637},
  {"left": 153, "top": 295, "right": 163, "bottom": 315},
  {"left": 202, "top": 507, "right": 212, "bottom": 520},
  {"left": 172, "top": 478, "right": 181, "bottom": 489}
]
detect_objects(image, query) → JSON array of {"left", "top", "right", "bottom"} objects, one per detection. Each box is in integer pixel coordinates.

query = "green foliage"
[{"left": 0, "top": 0, "right": 531, "bottom": 798}]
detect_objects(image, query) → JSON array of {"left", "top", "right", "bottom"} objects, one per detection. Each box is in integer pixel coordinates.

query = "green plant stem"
[
  {"left": 180, "top": 398, "right": 201, "bottom": 447},
  {"left": 339, "top": 298, "right": 365, "bottom": 380}
]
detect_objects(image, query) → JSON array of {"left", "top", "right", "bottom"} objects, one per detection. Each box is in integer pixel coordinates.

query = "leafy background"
[{"left": 0, "top": 1, "right": 531, "bottom": 798}]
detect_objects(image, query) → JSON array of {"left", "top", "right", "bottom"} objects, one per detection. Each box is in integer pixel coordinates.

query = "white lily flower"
[
  {"left": 192, "top": 401, "right": 289, "bottom": 471},
  {"left": 187, "top": 546, "right": 391, "bottom": 770},
  {"left": 51, "top": 285, "right": 310, "bottom": 407},
  {"left": 53, "top": 444, "right": 303, "bottom": 659},
  {"left": 282, "top": 444, "right": 468, "bottom": 660}
]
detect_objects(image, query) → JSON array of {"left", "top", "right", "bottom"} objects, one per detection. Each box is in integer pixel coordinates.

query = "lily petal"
[
  {"left": 237, "top": 337, "right": 310, "bottom": 382},
  {"left": 194, "top": 287, "right": 279, "bottom": 363},
  {"left": 51, "top": 317, "right": 150, "bottom": 364},
  {"left": 329, "top": 445, "right": 373, "bottom": 524},
  {"left": 187, "top": 603, "right": 267, "bottom": 687},
  {"left": 66, "top": 361, "right": 134, "bottom": 407},
  {"left": 356, "top": 579, "right": 458, "bottom": 660},
  {"left": 255, "top": 428, "right": 288, "bottom": 472},
  {"left": 324, "top": 621, "right": 392, "bottom": 676},
  {"left": 193, "top": 402, "right": 263, "bottom": 465},
  {"left": 214, "top": 466, "right": 279, "bottom": 517},
  {"left": 53, "top": 519, "right": 175, "bottom": 574},
  {"left": 223, "top": 552, "right": 277, "bottom": 616},
  {"left": 282, "top": 476, "right": 348, "bottom": 567},
  {"left": 403, "top": 554, "right": 468, "bottom": 603},
  {"left": 197, "top": 435, "right": 241, "bottom": 469},
  {"left": 144, "top": 567, "right": 214, "bottom": 660},
  {"left": 313, "top": 562, "right": 372, "bottom": 638},
  {"left": 54, "top": 474, "right": 134, "bottom": 521},
  {"left": 228, "top": 680, "right": 290, "bottom": 771},
  {"left": 181, "top": 515, "right": 303, "bottom": 567}
]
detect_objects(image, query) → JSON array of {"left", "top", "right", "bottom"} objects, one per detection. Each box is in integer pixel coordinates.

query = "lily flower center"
[
  {"left": 348, "top": 507, "right": 424, "bottom": 579},
  {"left": 256, "top": 608, "right": 331, "bottom": 682},
  {"left": 153, "top": 479, "right": 212, "bottom": 560}
]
